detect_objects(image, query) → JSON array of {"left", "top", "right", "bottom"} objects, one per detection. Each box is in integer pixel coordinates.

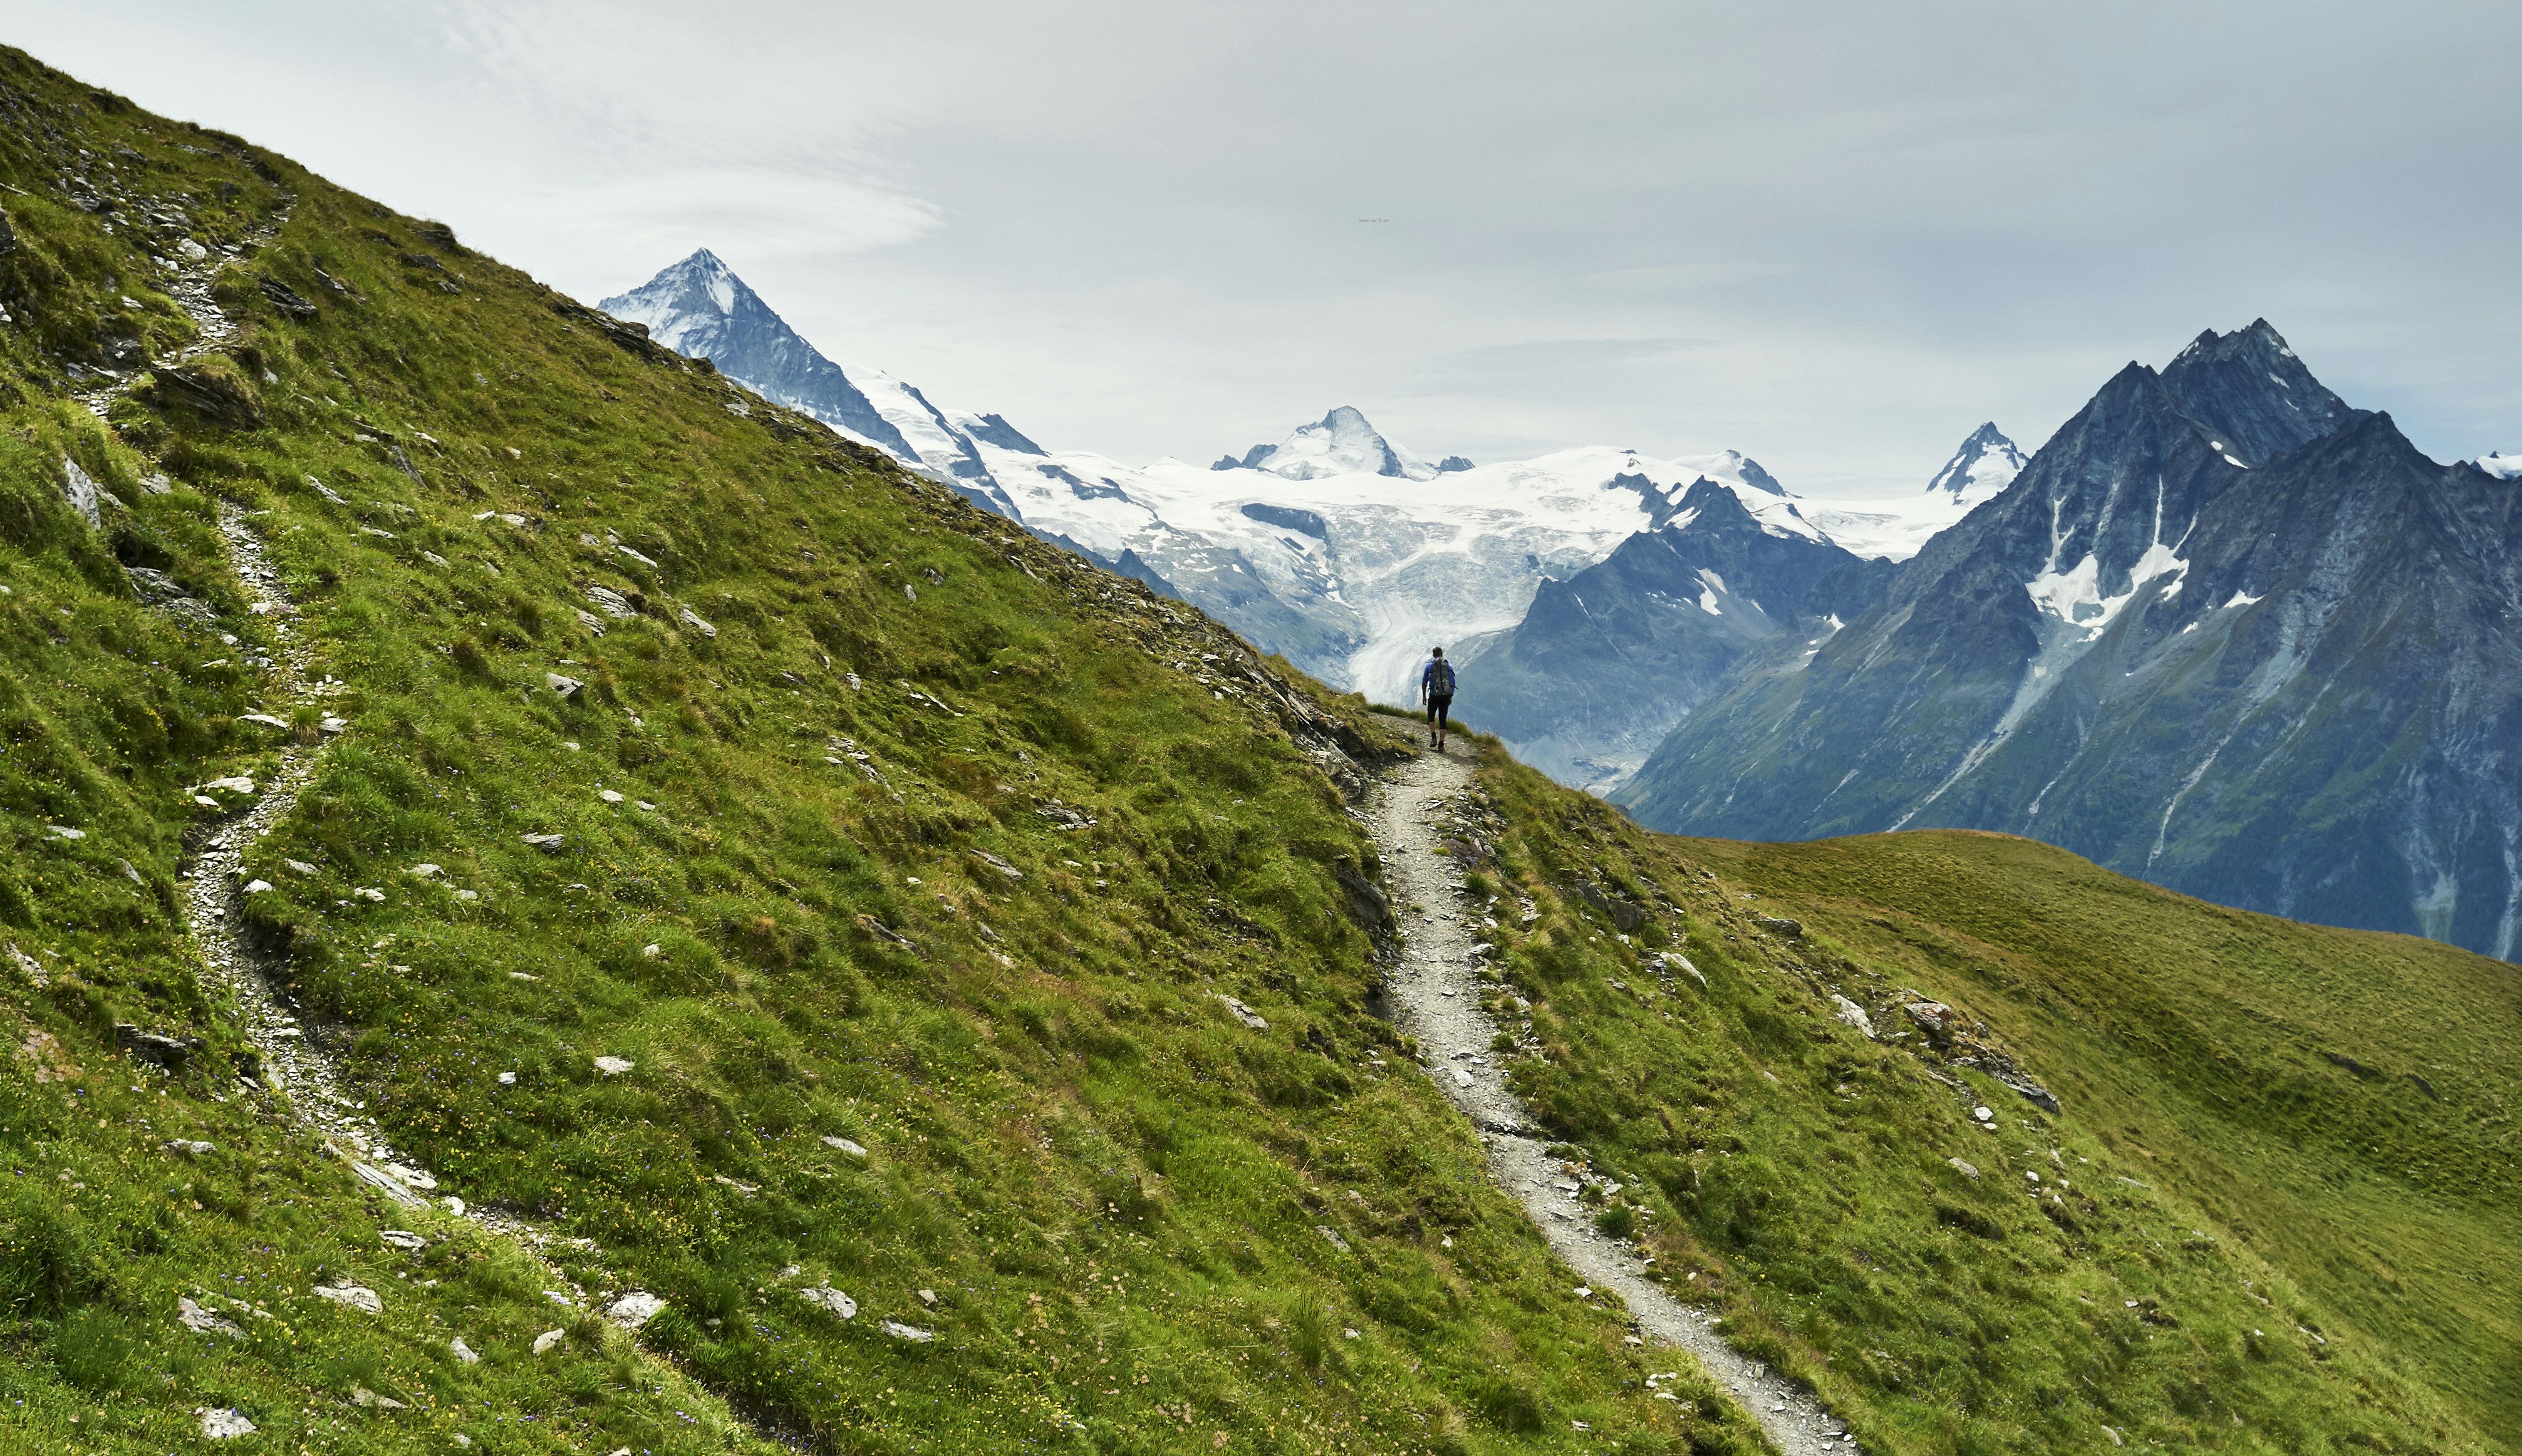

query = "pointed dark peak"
[
  {"left": 2160, "top": 319, "right": 2353, "bottom": 466},
  {"left": 966, "top": 413, "right": 1045, "bottom": 455},
  {"left": 1926, "top": 422, "right": 2028, "bottom": 498},
  {"left": 1665, "top": 475, "right": 1763, "bottom": 532}
]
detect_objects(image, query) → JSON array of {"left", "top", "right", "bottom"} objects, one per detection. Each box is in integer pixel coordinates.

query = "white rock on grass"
[
  {"left": 313, "top": 1283, "right": 381, "bottom": 1314},
  {"left": 177, "top": 1296, "right": 244, "bottom": 1338},
  {"left": 532, "top": 1328, "right": 566, "bottom": 1355},
  {"left": 606, "top": 1291, "right": 665, "bottom": 1328},
  {"left": 379, "top": 1229, "right": 426, "bottom": 1251},
  {"left": 593, "top": 1055, "right": 635, "bottom": 1077},
  {"left": 1213, "top": 994, "right": 1269, "bottom": 1030},
  {"left": 243, "top": 879, "right": 273, "bottom": 894},
  {"left": 880, "top": 1319, "right": 934, "bottom": 1342},
  {"left": 1829, "top": 994, "right": 1875, "bottom": 1038},
  {"left": 800, "top": 1285, "right": 857, "bottom": 1318},
  {"left": 450, "top": 1336, "right": 480, "bottom": 1364},
  {"left": 820, "top": 1135, "right": 867, "bottom": 1159},
  {"left": 197, "top": 1408, "right": 257, "bottom": 1438}
]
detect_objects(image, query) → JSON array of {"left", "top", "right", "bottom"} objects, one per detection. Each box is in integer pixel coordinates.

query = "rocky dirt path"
[
  {"left": 81, "top": 204, "right": 685, "bottom": 1352},
  {"left": 1367, "top": 726, "right": 1857, "bottom": 1456}
]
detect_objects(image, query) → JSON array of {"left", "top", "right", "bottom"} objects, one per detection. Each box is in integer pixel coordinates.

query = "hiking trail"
[
  {"left": 1366, "top": 725, "right": 1857, "bottom": 1455},
  {"left": 83, "top": 191, "right": 693, "bottom": 1374}
]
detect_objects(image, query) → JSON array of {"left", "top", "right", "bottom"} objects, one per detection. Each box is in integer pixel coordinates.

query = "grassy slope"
[
  {"left": 1457, "top": 746, "right": 2514, "bottom": 1453},
  {"left": 0, "top": 48, "right": 1759, "bottom": 1456}
]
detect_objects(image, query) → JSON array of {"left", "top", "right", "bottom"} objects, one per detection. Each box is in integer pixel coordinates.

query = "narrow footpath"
[
  {"left": 90, "top": 196, "right": 695, "bottom": 1370},
  {"left": 1366, "top": 724, "right": 1855, "bottom": 1455}
]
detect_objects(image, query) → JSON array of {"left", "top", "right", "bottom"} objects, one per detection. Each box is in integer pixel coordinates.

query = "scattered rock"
[
  {"left": 178, "top": 1296, "right": 245, "bottom": 1337},
  {"left": 242, "top": 879, "right": 273, "bottom": 894},
  {"left": 970, "top": 848, "right": 1023, "bottom": 880},
  {"left": 46, "top": 824, "right": 86, "bottom": 840},
  {"left": 450, "top": 1336, "right": 479, "bottom": 1364},
  {"left": 115, "top": 1023, "right": 194, "bottom": 1068},
  {"left": 349, "top": 1386, "right": 407, "bottom": 1410},
  {"left": 593, "top": 1055, "right": 635, "bottom": 1077},
  {"left": 1972, "top": 1105, "right": 1994, "bottom": 1123},
  {"left": 574, "top": 607, "right": 608, "bottom": 634},
  {"left": 1756, "top": 914, "right": 1804, "bottom": 939},
  {"left": 598, "top": 789, "right": 623, "bottom": 803},
  {"left": 545, "top": 672, "right": 584, "bottom": 700},
  {"left": 585, "top": 585, "right": 636, "bottom": 619},
  {"left": 379, "top": 1229, "right": 426, "bottom": 1251},
  {"left": 1904, "top": 1001, "right": 1954, "bottom": 1039},
  {"left": 60, "top": 458, "right": 101, "bottom": 529},
  {"left": 409, "top": 864, "right": 443, "bottom": 879},
  {"left": 821, "top": 1135, "right": 868, "bottom": 1159},
  {"left": 916, "top": 1288, "right": 938, "bottom": 1308},
  {"left": 313, "top": 1283, "right": 381, "bottom": 1314},
  {"left": 197, "top": 1408, "right": 257, "bottom": 1439},
  {"left": 677, "top": 606, "right": 717, "bottom": 639},
  {"left": 606, "top": 1291, "right": 665, "bottom": 1328},
  {"left": 800, "top": 1285, "right": 858, "bottom": 1318},
  {"left": 880, "top": 1319, "right": 935, "bottom": 1341},
  {"left": 1830, "top": 994, "right": 1875, "bottom": 1037},
  {"left": 285, "top": 859, "right": 318, "bottom": 875},
  {"left": 164, "top": 1139, "right": 217, "bottom": 1156},
  {"left": 1315, "top": 1224, "right": 1351, "bottom": 1252},
  {"left": 1948, "top": 1157, "right": 1980, "bottom": 1180},
  {"left": 239, "top": 713, "right": 292, "bottom": 730},
  {"left": 1214, "top": 994, "right": 1269, "bottom": 1031},
  {"left": 521, "top": 833, "right": 566, "bottom": 852},
  {"left": 6, "top": 943, "right": 48, "bottom": 988},
  {"left": 532, "top": 1328, "right": 566, "bottom": 1355},
  {"left": 257, "top": 276, "right": 318, "bottom": 318}
]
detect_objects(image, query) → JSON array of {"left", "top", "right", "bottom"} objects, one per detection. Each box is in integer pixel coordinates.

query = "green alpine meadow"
[{"left": 0, "top": 43, "right": 2510, "bottom": 1456}]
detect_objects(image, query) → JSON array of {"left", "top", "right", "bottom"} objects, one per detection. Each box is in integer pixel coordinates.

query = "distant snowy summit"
[
  {"left": 2479, "top": 451, "right": 2522, "bottom": 481},
  {"left": 1213, "top": 406, "right": 1473, "bottom": 480},
  {"left": 1925, "top": 422, "right": 2028, "bottom": 501}
]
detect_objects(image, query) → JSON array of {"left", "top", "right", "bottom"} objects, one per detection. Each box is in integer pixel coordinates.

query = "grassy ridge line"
[
  {"left": 0, "top": 46, "right": 1768, "bottom": 1455},
  {"left": 1440, "top": 746, "right": 2501, "bottom": 1453}
]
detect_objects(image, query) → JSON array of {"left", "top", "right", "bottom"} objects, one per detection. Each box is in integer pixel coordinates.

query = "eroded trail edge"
[{"left": 1367, "top": 738, "right": 1857, "bottom": 1456}]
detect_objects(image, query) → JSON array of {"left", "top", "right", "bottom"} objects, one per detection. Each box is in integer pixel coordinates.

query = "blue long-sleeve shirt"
[{"left": 1421, "top": 658, "right": 1456, "bottom": 697}]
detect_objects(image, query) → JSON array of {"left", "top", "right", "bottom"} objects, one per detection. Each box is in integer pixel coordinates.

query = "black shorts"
[{"left": 1427, "top": 694, "right": 1453, "bottom": 726}]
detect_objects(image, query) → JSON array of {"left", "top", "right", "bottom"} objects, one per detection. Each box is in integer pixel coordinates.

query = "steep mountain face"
[
  {"left": 1924, "top": 421, "right": 2028, "bottom": 499},
  {"left": 598, "top": 249, "right": 919, "bottom": 461},
  {"left": 1619, "top": 322, "right": 2522, "bottom": 957},
  {"left": 1453, "top": 479, "right": 1886, "bottom": 787}
]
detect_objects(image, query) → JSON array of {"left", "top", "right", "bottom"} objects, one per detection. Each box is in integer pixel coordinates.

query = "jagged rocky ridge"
[{"left": 1618, "top": 321, "right": 2522, "bottom": 957}]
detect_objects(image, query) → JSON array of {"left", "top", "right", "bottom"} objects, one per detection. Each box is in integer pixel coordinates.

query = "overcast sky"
[{"left": 9, "top": 1, "right": 2518, "bottom": 493}]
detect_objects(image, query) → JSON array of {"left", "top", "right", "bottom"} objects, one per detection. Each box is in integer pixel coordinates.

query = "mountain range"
[
  {"left": 601, "top": 251, "right": 1996, "bottom": 710},
  {"left": 1618, "top": 321, "right": 2522, "bottom": 957}
]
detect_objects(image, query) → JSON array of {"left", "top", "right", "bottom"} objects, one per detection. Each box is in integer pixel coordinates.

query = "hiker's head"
[{"left": 1431, "top": 646, "right": 1445, "bottom": 658}]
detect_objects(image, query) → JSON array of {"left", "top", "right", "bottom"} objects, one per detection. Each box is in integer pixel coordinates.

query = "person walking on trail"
[{"left": 1419, "top": 646, "right": 1457, "bottom": 751}]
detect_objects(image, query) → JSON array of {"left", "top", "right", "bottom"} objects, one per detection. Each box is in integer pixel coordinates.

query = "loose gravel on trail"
[{"left": 1366, "top": 725, "right": 1859, "bottom": 1456}]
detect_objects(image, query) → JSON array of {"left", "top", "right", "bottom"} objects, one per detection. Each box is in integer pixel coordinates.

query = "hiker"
[{"left": 1419, "top": 646, "right": 1456, "bottom": 751}]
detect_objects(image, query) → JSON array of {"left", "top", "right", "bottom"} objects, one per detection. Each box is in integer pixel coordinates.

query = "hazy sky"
[{"left": 9, "top": 1, "right": 2518, "bottom": 493}]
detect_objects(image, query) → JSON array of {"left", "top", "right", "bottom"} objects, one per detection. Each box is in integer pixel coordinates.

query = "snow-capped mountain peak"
[
  {"left": 1924, "top": 422, "right": 2026, "bottom": 501},
  {"left": 2475, "top": 451, "right": 2521, "bottom": 481},
  {"left": 599, "top": 250, "right": 923, "bottom": 463},
  {"left": 1224, "top": 406, "right": 1461, "bottom": 482}
]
